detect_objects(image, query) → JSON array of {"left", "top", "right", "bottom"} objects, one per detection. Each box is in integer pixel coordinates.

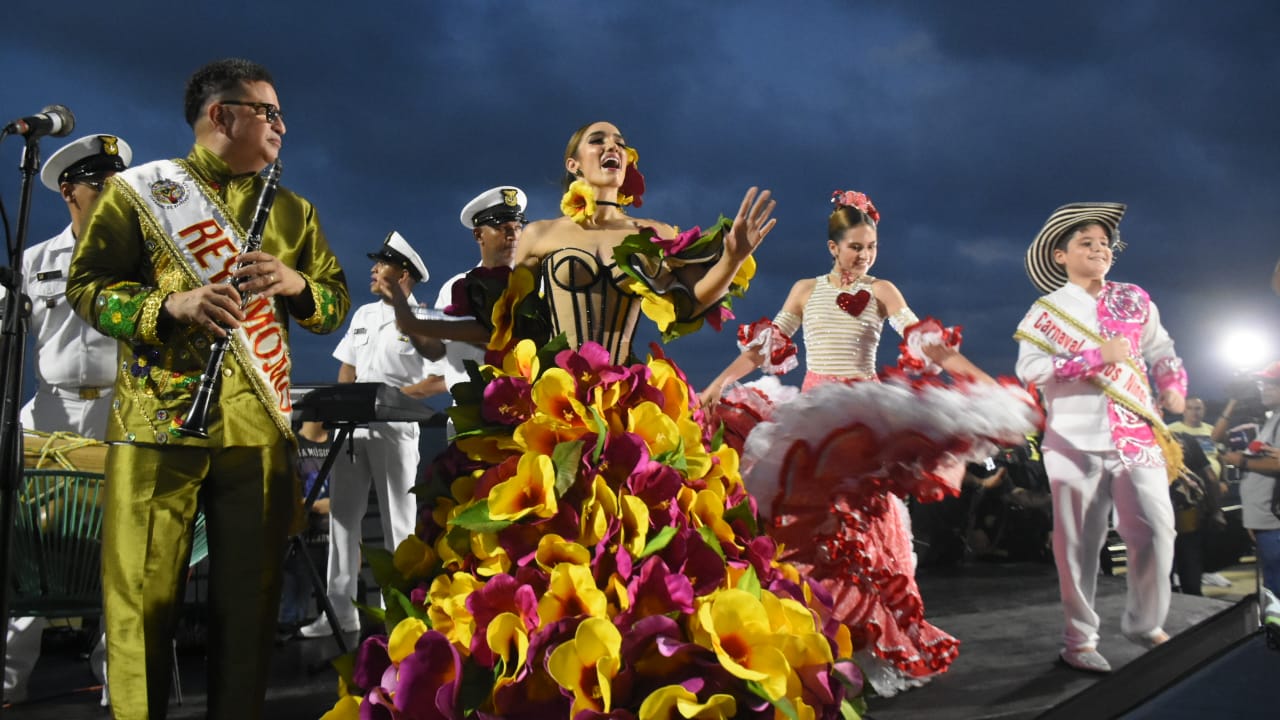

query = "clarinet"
[{"left": 177, "top": 160, "right": 284, "bottom": 439}]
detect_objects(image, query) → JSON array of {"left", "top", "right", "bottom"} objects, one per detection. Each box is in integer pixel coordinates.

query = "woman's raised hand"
[{"left": 725, "top": 187, "right": 777, "bottom": 262}]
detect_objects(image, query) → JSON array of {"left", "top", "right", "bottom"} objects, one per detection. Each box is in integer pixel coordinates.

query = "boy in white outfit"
[{"left": 1014, "top": 203, "right": 1186, "bottom": 673}]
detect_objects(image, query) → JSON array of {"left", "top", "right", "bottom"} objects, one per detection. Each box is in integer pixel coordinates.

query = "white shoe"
[
  {"left": 297, "top": 614, "right": 358, "bottom": 638},
  {"left": 1124, "top": 629, "right": 1169, "bottom": 650},
  {"left": 1059, "top": 648, "right": 1112, "bottom": 673},
  {"left": 1202, "top": 572, "right": 1232, "bottom": 588}
]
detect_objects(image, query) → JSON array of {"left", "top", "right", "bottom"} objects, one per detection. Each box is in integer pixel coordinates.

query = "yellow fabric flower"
[
  {"left": 618, "top": 493, "right": 651, "bottom": 557},
  {"left": 690, "top": 489, "right": 737, "bottom": 546},
  {"left": 488, "top": 452, "right": 559, "bottom": 521},
  {"left": 392, "top": 533, "right": 438, "bottom": 580},
  {"left": 487, "top": 265, "right": 537, "bottom": 353},
  {"left": 534, "top": 534, "right": 592, "bottom": 571},
  {"left": 561, "top": 179, "right": 597, "bottom": 224},
  {"left": 501, "top": 338, "right": 541, "bottom": 381},
  {"left": 427, "top": 572, "right": 482, "bottom": 649},
  {"left": 579, "top": 475, "right": 619, "bottom": 547},
  {"left": 487, "top": 611, "right": 530, "bottom": 688},
  {"left": 472, "top": 530, "right": 512, "bottom": 576},
  {"left": 638, "top": 685, "right": 738, "bottom": 720},
  {"left": 538, "top": 563, "right": 608, "bottom": 625},
  {"left": 731, "top": 254, "right": 757, "bottom": 289},
  {"left": 387, "top": 617, "right": 429, "bottom": 664},
  {"left": 319, "top": 695, "right": 362, "bottom": 720},
  {"left": 647, "top": 357, "right": 693, "bottom": 423},
  {"left": 514, "top": 413, "right": 592, "bottom": 456},
  {"left": 691, "top": 589, "right": 793, "bottom": 700},
  {"left": 547, "top": 617, "right": 623, "bottom": 716},
  {"left": 531, "top": 368, "right": 589, "bottom": 427},
  {"left": 624, "top": 279, "right": 678, "bottom": 332},
  {"left": 627, "top": 401, "right": 683, "bottom": 458}
]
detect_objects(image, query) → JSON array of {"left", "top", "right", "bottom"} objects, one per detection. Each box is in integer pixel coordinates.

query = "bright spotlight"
[{"left": 1219, "top": 327, "right": 1272, "bottom": 371}]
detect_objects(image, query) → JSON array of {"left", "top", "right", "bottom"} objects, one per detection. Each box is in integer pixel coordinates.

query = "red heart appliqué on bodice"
[{"left": 836, "top": 290, "right": 871, "bottom": 318}]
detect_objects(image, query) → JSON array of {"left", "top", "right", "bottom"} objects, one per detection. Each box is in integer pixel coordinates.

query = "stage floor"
[{"left": 1, "top": 561, "right": 1259, "bottom": 718}]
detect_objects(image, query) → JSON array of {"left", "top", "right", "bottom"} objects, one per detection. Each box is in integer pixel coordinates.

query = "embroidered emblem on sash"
[{"left": 150, "top": 179, "right": 188, "bottom": 207}]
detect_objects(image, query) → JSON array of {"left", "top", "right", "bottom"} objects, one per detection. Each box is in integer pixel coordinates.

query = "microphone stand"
[{"left": 0, "top": 135, "right": 43, "bottom": 711}]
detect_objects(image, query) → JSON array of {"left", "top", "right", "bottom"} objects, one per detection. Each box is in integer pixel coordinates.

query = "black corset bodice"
[{"left": 541, "top": 248, "right": 642, "bottom": 364}]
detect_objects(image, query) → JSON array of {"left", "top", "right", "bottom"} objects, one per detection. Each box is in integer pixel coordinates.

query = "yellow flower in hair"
[{"left": 561, "top": 179, "right": 597, "bottom": 224}]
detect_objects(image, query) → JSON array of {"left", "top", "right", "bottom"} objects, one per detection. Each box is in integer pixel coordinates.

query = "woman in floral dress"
[{"left": 323, "top": 123, "right": 865, "bottom": 720}]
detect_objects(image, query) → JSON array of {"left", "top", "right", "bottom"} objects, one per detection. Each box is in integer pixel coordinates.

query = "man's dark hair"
[{"left": 184, "top": 58, "right": 274, "bottom": 127}]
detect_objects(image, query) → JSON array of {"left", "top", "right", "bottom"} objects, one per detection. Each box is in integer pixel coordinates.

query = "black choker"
[{"left": 596, "top": 200, "right": 623, "bottom": 208}]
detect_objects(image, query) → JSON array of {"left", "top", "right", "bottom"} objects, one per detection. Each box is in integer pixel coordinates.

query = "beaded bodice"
[
  {"left": 802, "top": 274, "right": 883, "bottom": 380},
  {"left": 541, "top": 248, "right": 642, "bottom": 364}
]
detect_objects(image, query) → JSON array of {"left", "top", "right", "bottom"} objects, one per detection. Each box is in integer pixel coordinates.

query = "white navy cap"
[
  {"left": 459, "top": 186, "right": 527, "bottom": 229},
  {"left": 367, "top": 230, "right": 429, "bottom": 283},
  {"left": 40, "top": 134, "right": 132, "bottom": 192}
]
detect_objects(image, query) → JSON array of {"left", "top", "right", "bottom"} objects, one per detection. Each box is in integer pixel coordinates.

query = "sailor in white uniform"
[
  {"left": 4, "top": 133, "right": 131, "bottom": 705},
  {"left": 299, "top": 231, "right": 445, "bottom": 637}
]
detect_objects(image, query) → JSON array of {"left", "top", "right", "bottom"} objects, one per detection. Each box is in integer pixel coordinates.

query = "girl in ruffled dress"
[{"left": 700, "top": 191, "right": 1040, "bottom": 697}]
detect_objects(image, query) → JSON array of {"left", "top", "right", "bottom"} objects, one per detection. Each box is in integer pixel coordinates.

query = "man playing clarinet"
[{"left": 65, "top": 58, "right": 349, "bottom": 719}]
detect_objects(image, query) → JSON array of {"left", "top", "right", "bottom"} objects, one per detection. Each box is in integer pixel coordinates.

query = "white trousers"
[
  {"left": 1044, "top": 446, "right": 1174, "bottom": 652},
  {"left": 324, "top": 422, "right": 420, "bottom": 619},
  {"left": 20, "top": 387, "right": 113, "bottom": 440}
]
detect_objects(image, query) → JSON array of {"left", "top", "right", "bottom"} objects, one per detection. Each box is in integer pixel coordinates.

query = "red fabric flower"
[{"left": 831, "top": 189, "right": 881, "bottom": 224}]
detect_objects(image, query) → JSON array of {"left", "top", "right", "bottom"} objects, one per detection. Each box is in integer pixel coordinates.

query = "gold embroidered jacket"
[{"left": 66, "top": 144, "right": 349, "bottom": 447}]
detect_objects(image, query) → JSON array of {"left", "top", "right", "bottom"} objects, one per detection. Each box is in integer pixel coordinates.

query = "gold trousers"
[{"left": 101, "top": 441, "right": 296, "bottom": 719}]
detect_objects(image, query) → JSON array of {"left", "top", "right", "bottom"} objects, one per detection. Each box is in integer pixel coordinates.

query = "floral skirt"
[{"left": 329, "top": 341, "right": 866, "bottom": 719}]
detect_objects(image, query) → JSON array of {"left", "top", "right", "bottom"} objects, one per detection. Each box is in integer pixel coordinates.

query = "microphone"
[{"left": 4, "top": 104, "right": 75, "bottom": 139}]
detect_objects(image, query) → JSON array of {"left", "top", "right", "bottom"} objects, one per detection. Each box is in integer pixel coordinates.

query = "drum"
[{"left": 23, "top": 429, "right": 109, "bottom": 474}]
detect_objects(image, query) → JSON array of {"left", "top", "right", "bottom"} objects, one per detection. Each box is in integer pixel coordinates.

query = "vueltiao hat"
[
  {"left": 40, "top": 134, "right": 132, "bottom": 192},
  {"left": 460, "top": 186, "right": 527, "bottom": 229},
  {"left": 1025, "top": 202, "right": 1126, "bottom": 294},
  {"left": 367, "top": 230, "right": 429, "bottom": 283}
]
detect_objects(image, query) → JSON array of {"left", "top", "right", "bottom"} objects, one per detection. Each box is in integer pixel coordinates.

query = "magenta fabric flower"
[
  {"left": 467, "top": 575, "right": 540, "bottom": 668},
  {"left": 557, "top": 342, "right": 628, "bottom": 396},
  {"left": 617, "top": 556, "right": 694, "bottom": 627},
  {"left": 353, "top": 635, "right": 392, "bottom": 691},
  {"left": 481, "top": 376, "right": 534, "bottom": 425},
  {"left": 702, "top": 304, "right": 734, "bottom": 333},
  {"left": 650, "top": 226, "right": 701, "bottom": 256},
  {"left": 393, "top": 630, "right": 464, "bottom": 720}
]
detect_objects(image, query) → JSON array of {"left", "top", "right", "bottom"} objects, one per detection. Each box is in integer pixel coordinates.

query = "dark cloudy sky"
[{"left": 4, "top": 1, "right": 1277, "bottom": 408}]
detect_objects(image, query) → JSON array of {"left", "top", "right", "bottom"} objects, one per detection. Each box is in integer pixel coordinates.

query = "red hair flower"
[{"left": 831, "top": 189, "right": 880, "bottom": 224}]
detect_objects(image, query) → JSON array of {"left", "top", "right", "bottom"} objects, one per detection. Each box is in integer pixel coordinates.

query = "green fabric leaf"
[
  {"left": 723, "top": 497, "right": 758, "bottom": 535},
  {"left": 698, "top": 525, "right": 726, "bottom": 561},
  {"left": 638, "top": 525, "right": 679, "bottom": 558},
  {"left": 452, "top": 500, "right": 515, "bottom": 533},
  {"left": 735, "top": 564, "right": 761, "bottom": 598},
  {"left": 552, "top": 440, "right": 585, "bottom": 497}
]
